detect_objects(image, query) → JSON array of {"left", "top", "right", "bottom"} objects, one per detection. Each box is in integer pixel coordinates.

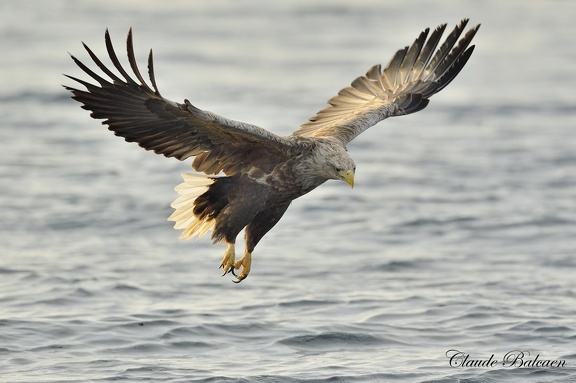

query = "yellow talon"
[
  {"left": 232, "top": 251, "right": 252, "bottom": 283},
  {"left": 219, "top": 243, "right": 235, "bottom": 276}
]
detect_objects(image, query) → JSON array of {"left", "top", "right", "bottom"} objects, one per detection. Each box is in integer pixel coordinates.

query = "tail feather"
[{"left": 168, "top": 173, "right": 216, "bottom": 239}]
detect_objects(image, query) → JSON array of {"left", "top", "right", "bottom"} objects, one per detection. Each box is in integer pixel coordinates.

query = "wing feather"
[
  {"left": 398, "top": 28, "right": 428, "bottom": 84},
  {"left": 65, "top": 29, "right": 293, "bottom": 175},
  {"left": 293, "top": 19, "right": 480, "bottom": 145},
  {"left": 382, "top": 48, "right": 407, "bottom": 88},
  {"left": 423, "top": 20, "right": 468, "bottom": 81},
  {"left": 411, "top": 24, "right": 446, "bottom": 80}
]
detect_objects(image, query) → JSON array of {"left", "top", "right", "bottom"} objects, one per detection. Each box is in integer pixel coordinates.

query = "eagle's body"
[{"left": 65, "top": 20, "right": 480, "bottom": 282}]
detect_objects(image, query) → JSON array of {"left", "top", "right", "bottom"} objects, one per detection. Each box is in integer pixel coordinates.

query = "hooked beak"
[{"left": 339, "top": 169, "right": 355, "bottom": 188}]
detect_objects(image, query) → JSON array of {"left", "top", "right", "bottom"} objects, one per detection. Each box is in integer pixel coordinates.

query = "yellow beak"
[{"left": 340, "top": 169, "right": 355, "bottom": 188}]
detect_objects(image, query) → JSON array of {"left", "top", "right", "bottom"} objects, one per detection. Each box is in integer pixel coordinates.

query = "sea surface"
[{"left": 1, "top": 1, "right": 575, "bottom": 382}]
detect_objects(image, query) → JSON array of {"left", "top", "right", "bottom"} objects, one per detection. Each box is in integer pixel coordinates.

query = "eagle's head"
[
  {"left": 313, "top": 139, "right": 356, "bottom": 188},
  {"left": 328, "top": 154, "right": 355, "bottom": 188}
]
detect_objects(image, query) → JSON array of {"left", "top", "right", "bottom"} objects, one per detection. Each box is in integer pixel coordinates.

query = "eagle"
[{"left": 65, "top": 19, "right": 479, "bottom": 282}]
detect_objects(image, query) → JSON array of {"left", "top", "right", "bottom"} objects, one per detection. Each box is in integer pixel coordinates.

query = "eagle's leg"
[
  {"left": 219, "top": 242, "right": 236, "bottom": 276},
  {"left": 231, "top": 203, "right": 291, "bottom": 283},
  {"left": 232, "top": 250, "right": 251, "bottom": 283}
]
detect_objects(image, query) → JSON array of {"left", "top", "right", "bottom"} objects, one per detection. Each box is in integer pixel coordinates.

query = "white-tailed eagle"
[{"left": 65, "top": 20, "right": 480, "bottom": 282}]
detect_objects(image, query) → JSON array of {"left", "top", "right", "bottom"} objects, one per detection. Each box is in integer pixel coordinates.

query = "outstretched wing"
[
  {"left": 292, "top": 19, "right": 480, "bottom": 145},
  {"left": 65, "top": 29, "right": 293, "bottom": 175}
]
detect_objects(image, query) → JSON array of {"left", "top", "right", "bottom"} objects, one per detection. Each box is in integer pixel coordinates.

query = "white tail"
[{"left": 168, "top": 173, "right": 215, "bottom": 239}]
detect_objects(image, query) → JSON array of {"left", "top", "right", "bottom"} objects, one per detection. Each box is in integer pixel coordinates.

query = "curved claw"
[
  {"left": 232, "top": 274, "right": 248, "bottom": 283},
  {"left": 219, "top": 264, "right": 234, "bottom": 277}
]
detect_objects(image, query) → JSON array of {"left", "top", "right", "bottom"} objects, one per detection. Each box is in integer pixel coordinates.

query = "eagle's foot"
[
  {"left": 219, "top": 243, "right": 236, "bottom": 276},
  {"left": 232, "top": 251, "right": 252, "bottom": 283}
]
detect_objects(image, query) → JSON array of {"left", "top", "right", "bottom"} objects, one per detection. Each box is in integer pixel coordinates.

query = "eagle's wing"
[
  {"left": 292, "top": 19, "right": 480, "bottom": 145},
  {"left": 65, "top": 29, "right": 293, "bottom": 175}
]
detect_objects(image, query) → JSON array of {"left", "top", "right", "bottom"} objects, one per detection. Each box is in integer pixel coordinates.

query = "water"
[{"left": 1, "top": 1, "right": 576, "bottom": 382}]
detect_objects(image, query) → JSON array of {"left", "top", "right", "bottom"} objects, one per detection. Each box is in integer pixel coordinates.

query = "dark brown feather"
[{"left": 64, "top": 29, "right": 294, "bottom": 176}]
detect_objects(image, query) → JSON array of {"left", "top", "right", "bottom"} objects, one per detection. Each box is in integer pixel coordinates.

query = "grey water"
[{"left": 1, "top": 1, "right": 575, "bottom": 382}]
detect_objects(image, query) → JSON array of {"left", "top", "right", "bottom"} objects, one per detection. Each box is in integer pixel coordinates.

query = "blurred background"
[{"left": 1, "top": 1, "right": 575, "bottom": 382}]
